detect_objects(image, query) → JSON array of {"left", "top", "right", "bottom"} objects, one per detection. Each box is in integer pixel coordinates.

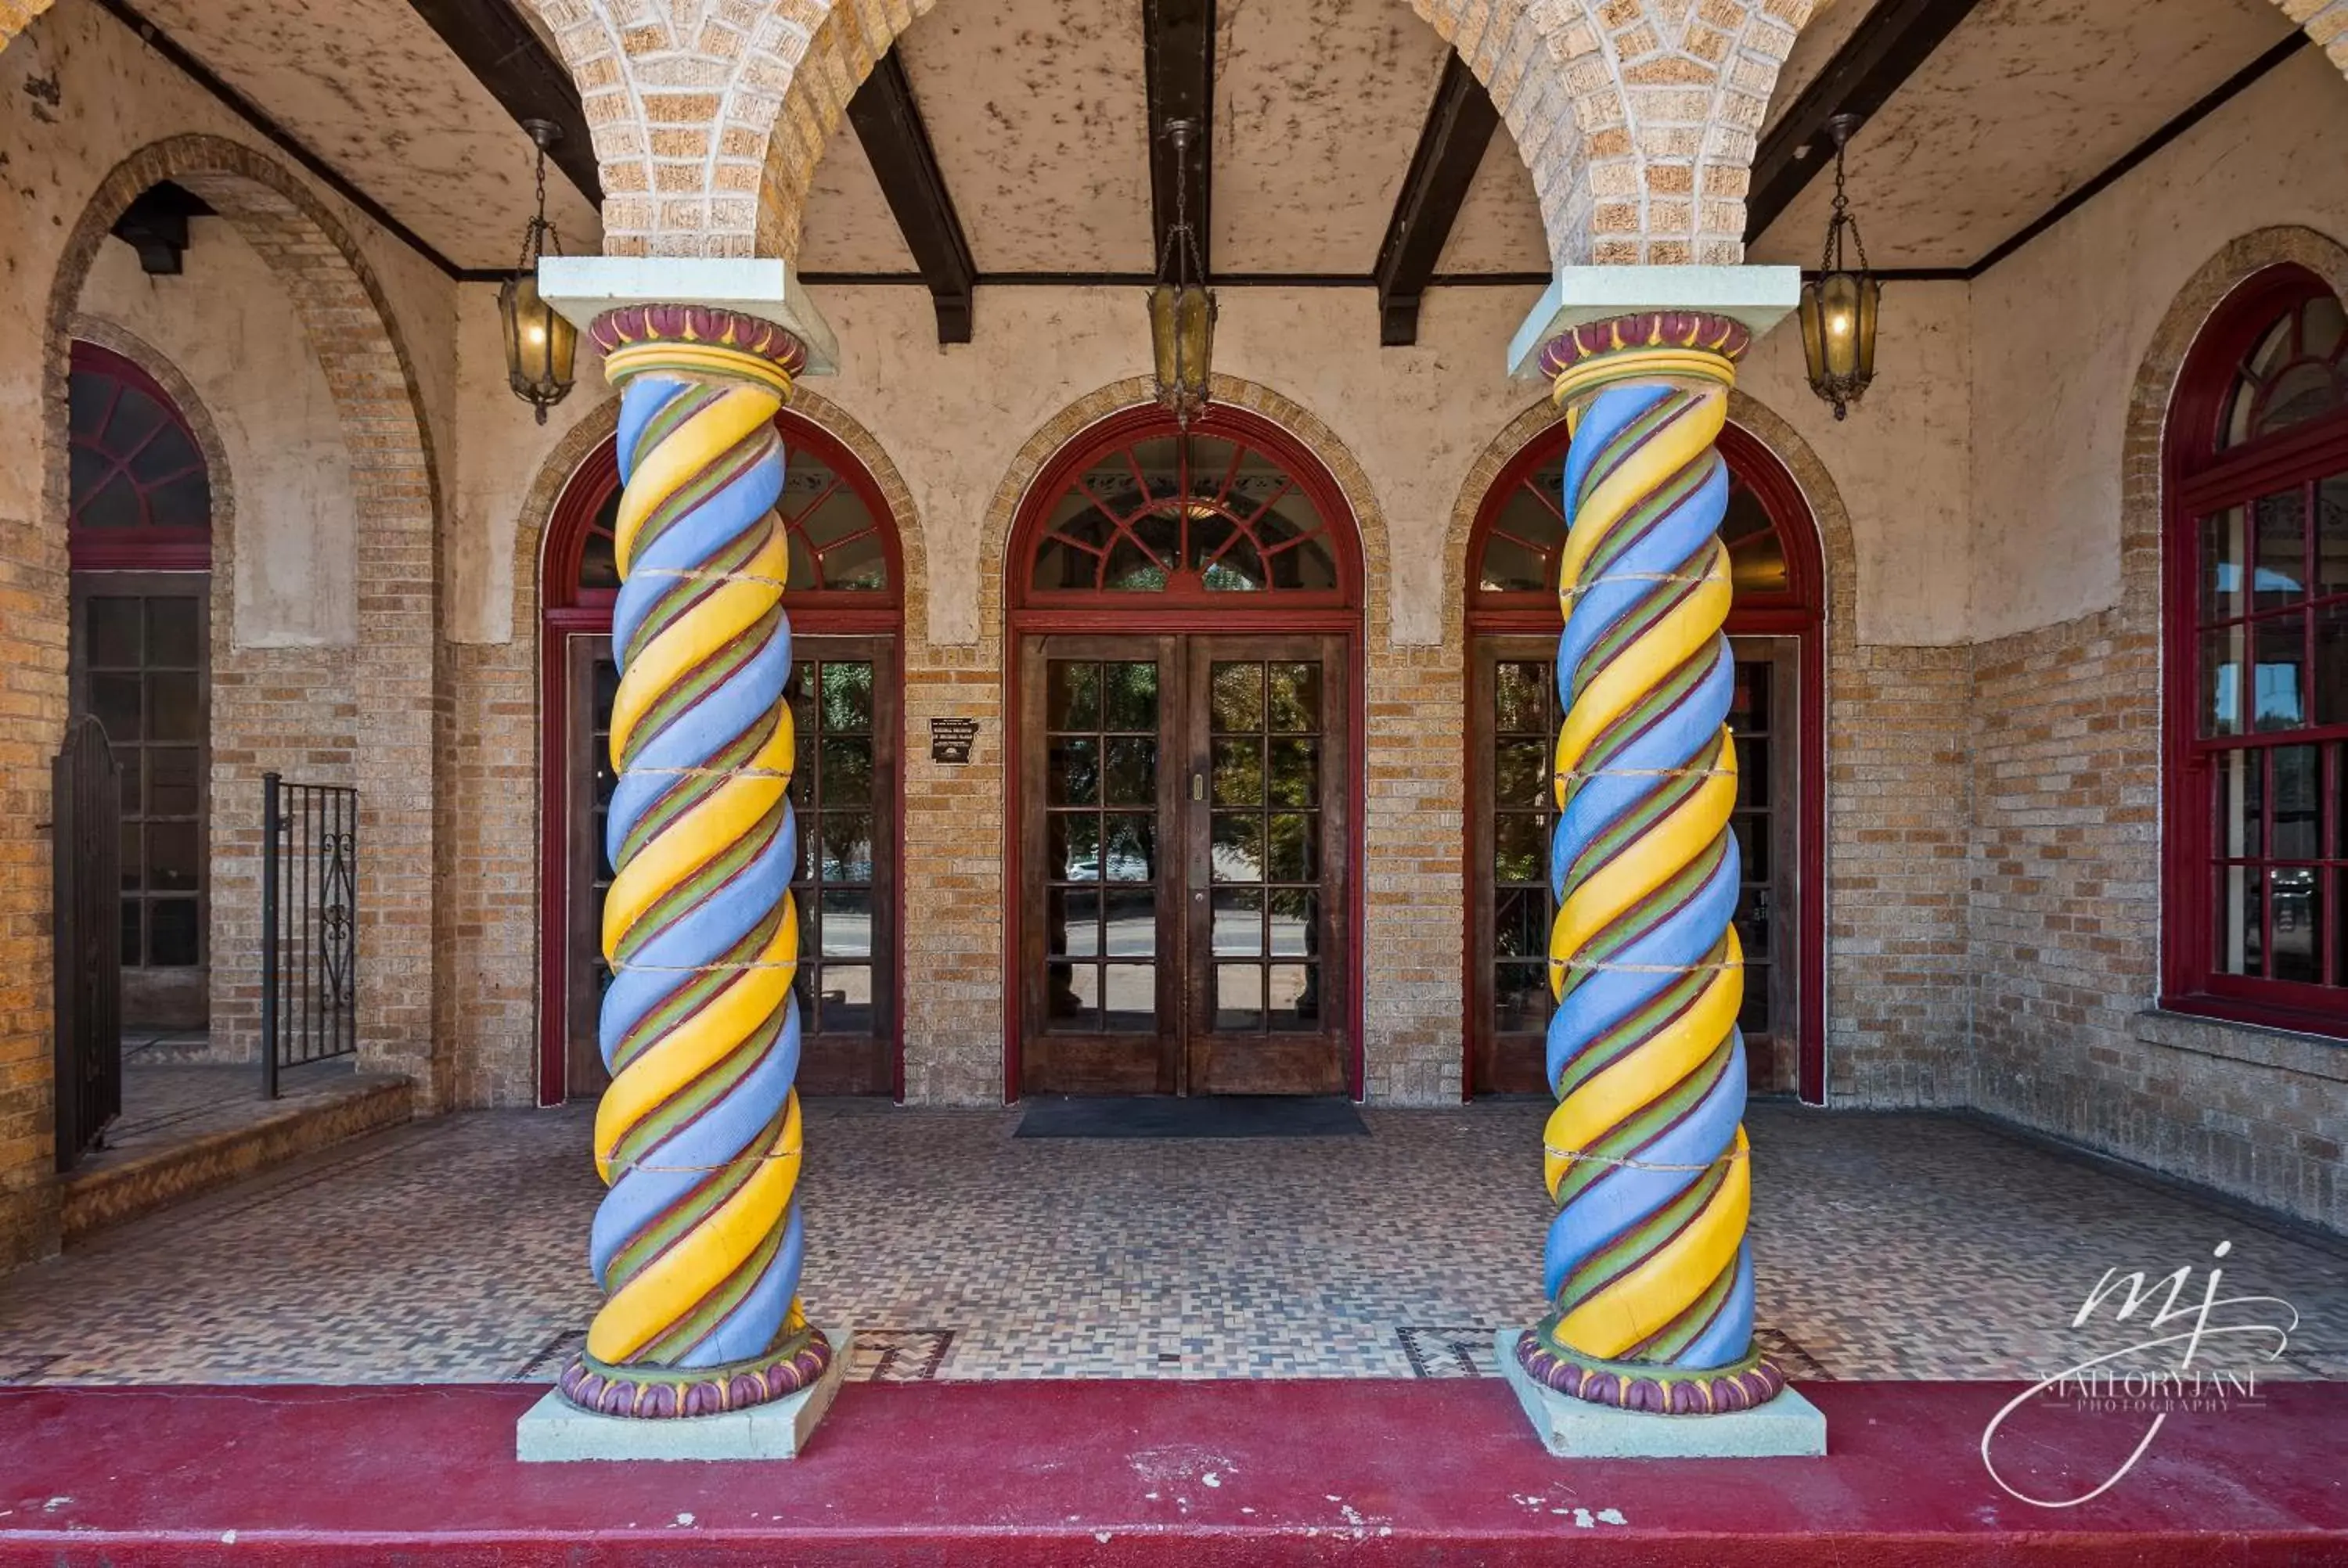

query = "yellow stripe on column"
[
  {"left": 1548, "top": 732, "right": 1738, "bottom": 971},
  {"left": 1541, "top": 944, "right": 1742, "bottom": 1198},
  {"left": 607, "top": 533, "right": 790, "bottom": 761},
  {"left": 1551, "top": 553, "right": 1731, "bottom": 786},
  {"left": 587, "top": 1094, "right": 807, "bottom": 1363},
  {"left": 601, "top": 772, "right": 789, "bottom": 955},
  {"left": 612, "top": 387, "right": 783, "bottom": 575},
  {"left": 1553, "top": 1127, "right": 1752, "bottom": 1358},
  {"left": 593, "top": 915, "right": 799, "bottom": 1179}
]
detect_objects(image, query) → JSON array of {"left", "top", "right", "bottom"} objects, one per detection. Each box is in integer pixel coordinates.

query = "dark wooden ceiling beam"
[
  {"left": 1142, "top": 0, "right": 1215, "bottom": 279},
  {"left": 1744, "top": 0, "right": 1988, "bottom": 246},
  {"left": 1373, "top": 52, "right": 1500, "bottom": 347},
  {"left": 846, "top": 51, "right": 978, "bottom": 344},
  {"left": 404, "top": 0, "right": 602, "bottom": 205}
]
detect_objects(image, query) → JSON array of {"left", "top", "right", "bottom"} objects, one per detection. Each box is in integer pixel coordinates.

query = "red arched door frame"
[
  {"left": 1461, "top": 417, "right": 1828, "bottom": 1105},
  {"left": 1003, "top": 401, "right": 1368, "bottom": 1099},
  {"left": 537, "top": 410, "right": 907, "bottom": 1104},
  {"left": 67, "top": 340, "right": 216, "bottom": 1031}
]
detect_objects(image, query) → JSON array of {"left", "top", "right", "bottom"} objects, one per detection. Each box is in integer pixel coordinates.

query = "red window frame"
[
  {"left": 1010, "top": 404, "right": 1363, "bottom": 618},
  {"left": 68, "top": 341, "right": 212, "bottom": 572},
  {"left": 536, "top": 408, "right": 907, "bottom": 1105},
  {"left": 2160, "top": 264, "right": 2348, "bottom": 1037},
  {"left": 1461, "top": 418, "right": 1830, "bottom": 1104}
]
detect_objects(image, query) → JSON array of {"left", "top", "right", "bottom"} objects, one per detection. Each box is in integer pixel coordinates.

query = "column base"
[
  {"left": 517, "top": 1325, "right": 850, "bottom": 1462},
  {"left": 1496, "top": 1329, "right": 1827, "bottom": 1458}
]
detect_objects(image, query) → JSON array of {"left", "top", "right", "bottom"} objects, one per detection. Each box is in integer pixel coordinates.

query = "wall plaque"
[{"left": 929, "top": 717, "right": 979, "bottom": 764}]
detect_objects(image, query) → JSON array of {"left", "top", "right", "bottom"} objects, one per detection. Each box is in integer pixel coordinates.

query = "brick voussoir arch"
[{"left": 45, "top": 133, "right": 448, "bottom": 1103}]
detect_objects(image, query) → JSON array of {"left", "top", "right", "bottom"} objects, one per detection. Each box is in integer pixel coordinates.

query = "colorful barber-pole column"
[
  {"left": 556, "top": 304, "right": 831, "bottom": 1419},
  {"left": 1518, "top": 311, "right": 1785, "bottom": 1415}
]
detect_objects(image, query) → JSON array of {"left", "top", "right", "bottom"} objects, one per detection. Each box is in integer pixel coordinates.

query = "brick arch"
[{"left": 43, "top": 134, "right": 447, "bottom": 1104}]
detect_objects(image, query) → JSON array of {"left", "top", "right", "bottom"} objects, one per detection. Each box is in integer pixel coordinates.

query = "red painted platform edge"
[{"left": 3, "top": 1378, "right": 2346, "bottom": 1568}]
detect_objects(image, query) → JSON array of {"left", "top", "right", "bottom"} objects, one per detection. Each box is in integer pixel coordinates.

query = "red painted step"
[{"left": 3, "top": 1377, "right": 2344, "bottom": 1565}]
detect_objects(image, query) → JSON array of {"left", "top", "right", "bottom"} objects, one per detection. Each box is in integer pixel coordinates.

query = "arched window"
[
  {"left": 67, "top": 340, "right": 214, "bottom": 1028},
  {"left": 2163, "top": 266, "right": 2348, "bottom": 1033},
  {"left": 69, "top": 341, "right": 212, "bottom": 571},
  {"left": 1017, "top": 408, "right": 1359, "bottom": 610},
  {"left": 1464, "top": 418, "right": 1827, "bottom": 1104},
  {"left": 539, "top": 408, "right": 904, "bottom": 1105}
]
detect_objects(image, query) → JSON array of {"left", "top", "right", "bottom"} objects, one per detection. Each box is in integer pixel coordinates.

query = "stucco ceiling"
[
  {"left": 126, "top": 0, "right": 600, "bottom": 270},
  {"left": 1213, "top": 0, "right": 1447, "bottom": 273},
  {"left": 1749, "top": 0, "right": 2298, "bottom": 269},
  {"left": 124, "top": 0, "right": 2315, "bottom": 283},
  {"left": 888, "top": 0, "right": 1157, "bottom": 273}
]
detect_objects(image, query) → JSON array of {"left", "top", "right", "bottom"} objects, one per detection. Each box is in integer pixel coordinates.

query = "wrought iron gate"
[
  {"left": 261, "top": 773, "right": 357, "bottom": 1097},
  {"left": 52, "top": 717, "right": 122, "bottom": 1171}
]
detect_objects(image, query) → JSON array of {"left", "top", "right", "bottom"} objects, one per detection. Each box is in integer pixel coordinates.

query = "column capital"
[
  {"left": 538, "top": 256, "right": 839, "bottom": 376},
  {"left": 1507, "top": 265, "right": 1800, "bottom": 382}
]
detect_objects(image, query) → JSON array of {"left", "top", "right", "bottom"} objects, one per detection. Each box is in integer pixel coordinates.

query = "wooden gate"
[{"left": 52, "top": 717, "right": 121, "bottom": 1171}]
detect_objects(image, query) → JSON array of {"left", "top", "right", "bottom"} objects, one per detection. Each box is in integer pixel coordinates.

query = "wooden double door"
[
  {"left": 1017, "top": 633, "right": 1352, "bottom": 1097},
  {"left": 559, "top": 631, "right": 898, "bottom": 1099}
]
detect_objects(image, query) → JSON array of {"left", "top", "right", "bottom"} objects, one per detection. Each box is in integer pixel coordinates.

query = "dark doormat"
[{"left": 1014, "top": 1095, "right": 1367, "bottom": 1139}]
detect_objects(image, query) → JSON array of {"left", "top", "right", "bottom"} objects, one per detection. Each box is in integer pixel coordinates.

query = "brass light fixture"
[
  {"left": 499, "top": 118, "right": 578, "bottom": 426},
  {"left": 1147, "top": 118, "right": 1215, "bottom": 426},
  {"left": 1798, "top": 113, "right": 1880, "bottom": 422}
]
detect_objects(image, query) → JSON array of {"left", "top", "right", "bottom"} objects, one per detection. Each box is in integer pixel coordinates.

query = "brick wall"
[{"left": 1967, "top": 228, "right": 2348, "bottom": 1232}]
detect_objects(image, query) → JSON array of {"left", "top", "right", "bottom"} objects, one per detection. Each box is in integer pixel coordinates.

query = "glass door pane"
[
  {"left": 1185, "top": 636, "right": 1348, "bottom": 1096},
  {"left": 1022, "top": 637, "right": 1179, "bottom": 1095},
  {"left": 72, "top": 577, "right": 208, "bottom": 1030}
]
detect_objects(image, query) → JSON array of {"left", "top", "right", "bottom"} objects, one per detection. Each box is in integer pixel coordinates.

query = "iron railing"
[
  {"left": 52, "top": 717, "right": 122, "bottom": 1169},
  {"left": 261, "top": 772, "right": 357, "bottom": 1096}
]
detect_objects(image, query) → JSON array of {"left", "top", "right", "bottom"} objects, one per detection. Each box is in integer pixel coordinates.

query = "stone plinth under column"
[
  {"left": 1497, "top": 1330, "right": 1826, "bottom": 1459},
  {"left": 516, "top": 1325, "right": 850, "bottom": 1462}
]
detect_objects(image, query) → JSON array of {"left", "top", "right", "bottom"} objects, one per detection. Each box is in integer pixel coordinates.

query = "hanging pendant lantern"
[
  {"left": 1147, "top": 118, "right": 1216, "bottom": 426},
  {"left": 499, "top": 119, "right": 578, "bottom": 426},
  {"left": 1798, "top": 113, "right": 1881, "bottom": 422}
]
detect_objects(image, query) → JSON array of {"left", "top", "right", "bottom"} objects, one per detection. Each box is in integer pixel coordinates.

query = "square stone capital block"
[
  {"left": 515, "top": 1325, "right": 852, "bottom": 1462},
  {"left": 1496, "top": 1330, "right": 1829, "bottom": 1459},
  {"left": 1507, "top": 264, "right": 1802, "bottom": 379},
  {"left": 538, "top": 256, "right": 840, "bottom": 376}
]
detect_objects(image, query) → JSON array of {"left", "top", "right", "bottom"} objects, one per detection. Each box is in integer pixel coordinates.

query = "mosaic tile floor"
[{"left": 2, "top": 1102, "right": 2343, "bottom": 1386}]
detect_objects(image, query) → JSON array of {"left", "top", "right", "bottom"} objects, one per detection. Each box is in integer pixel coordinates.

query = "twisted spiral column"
[
  {"left": 1514, "top": 311, "right": 1784, "bottom": 1415},
  {"left": 556, "top": 304, "right": 831, "bottom": 1419}
]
